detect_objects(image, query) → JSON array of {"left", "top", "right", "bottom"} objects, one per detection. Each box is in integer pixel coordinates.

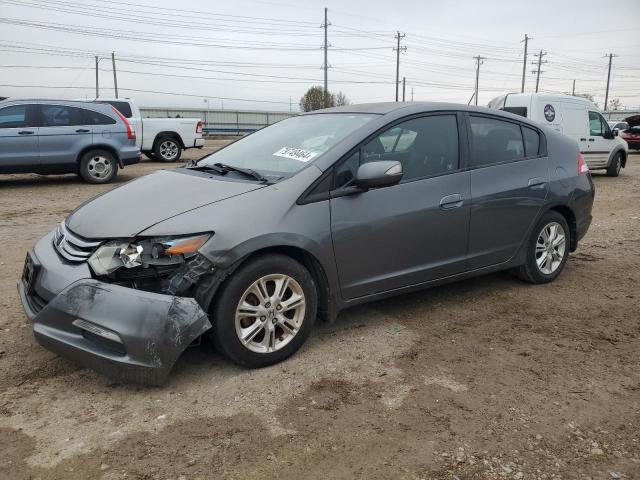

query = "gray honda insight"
[{"left": 19, "top": 102, "right": 594, "bottom": 384}]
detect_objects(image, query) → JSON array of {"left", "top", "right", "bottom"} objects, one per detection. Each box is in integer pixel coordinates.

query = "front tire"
[
  {"left": 78, "top": 149, "right": 118, "bottom": 184},
  {"left": 516, "top": 211, "right": 570, "bottom": 284},
  {"left": 154, "top": 137, "right": 182, "bottom": 162},
  {"left": 606, "top": 152, "right": 622, "bottom": 177},
  {"left": 210, "top": 254, "right": 317, "bottom": 368}
]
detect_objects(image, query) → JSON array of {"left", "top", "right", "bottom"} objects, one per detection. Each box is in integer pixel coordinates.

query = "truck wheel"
[
  {"left": 154, "top": 137, "right": 182, "bottom": 162},
  {"left": 606, "top": 152, "right": 622, "bottom": 177},
  {"left": 209, "top": 254, "right": 317, "bottom": 368},
  {"left": 78, "top": 149, "right": 118, "bottom": 184}
]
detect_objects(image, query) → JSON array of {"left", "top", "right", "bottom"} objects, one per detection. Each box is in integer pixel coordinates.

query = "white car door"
[{"left": 587, "top": 111, "right": 612, "bottom": 168}]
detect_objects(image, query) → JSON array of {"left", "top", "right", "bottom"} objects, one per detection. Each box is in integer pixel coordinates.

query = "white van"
[{"left": 488, "top": 93, "right": 628, "bottom": 176}]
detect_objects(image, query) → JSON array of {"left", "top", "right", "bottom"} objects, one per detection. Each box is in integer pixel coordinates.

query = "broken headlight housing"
[{"left": 88, "top": 233, "right": 212, "bottom": 276}]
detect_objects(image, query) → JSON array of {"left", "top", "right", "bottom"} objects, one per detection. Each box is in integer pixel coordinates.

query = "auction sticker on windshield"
[{"left": 273, "top": 146, "right": 318, "bottom": 162}]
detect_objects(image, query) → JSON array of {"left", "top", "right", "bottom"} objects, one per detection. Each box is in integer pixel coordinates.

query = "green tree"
[{"left": 299, "top": 86, "right": 335, "bottom": 112}]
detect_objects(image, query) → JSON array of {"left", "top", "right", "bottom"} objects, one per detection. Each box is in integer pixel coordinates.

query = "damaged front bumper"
[{"left": 18, "top": 232, "right": 211, "bottom": 385}]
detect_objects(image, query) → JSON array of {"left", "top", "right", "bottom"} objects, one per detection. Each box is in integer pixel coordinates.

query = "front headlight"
[{"left": 88, "top": 233, "right": 212, "bottom": 276}]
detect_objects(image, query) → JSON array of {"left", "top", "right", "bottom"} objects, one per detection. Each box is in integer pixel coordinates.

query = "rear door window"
[
  {"left": 469, "top": 115, "right": 525, "bottom": 167},
  {"left": 0, "top": 105, "right": 28, "bottom": 128},
  {"left": 41, "top": 105, "right": 86, "bottom": 127}
]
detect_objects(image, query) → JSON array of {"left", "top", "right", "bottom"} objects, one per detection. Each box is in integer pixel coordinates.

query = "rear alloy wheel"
[
  {"left": 154, "top": 137, "right": 182, "bottom": 162},
  {"left": 210, "top": 254, "right": 317, "bottom": 368},
  {"left": 78, "top": 149, "right": 118, "bottom": 184},
  {"left": 516, "top": 211, "right": 570, "bottom": 284},
  {"left": 606, "top": 152, "right": 622, "bottom": 177}
]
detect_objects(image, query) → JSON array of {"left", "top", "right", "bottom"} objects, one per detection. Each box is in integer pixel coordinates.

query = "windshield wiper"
[{"left": 213, "top": 162, "right": 270, "bottom": 183}]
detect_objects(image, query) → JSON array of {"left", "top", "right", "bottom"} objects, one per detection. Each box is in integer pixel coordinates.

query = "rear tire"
[
  {"left": 606, "top": 152, "right": 622, "bottom": 177},
  {"left": 78, "top": 149, "right": 118, "bottom": 184},
  {"left": 209, "top": 254, "right": 317, "bottom": 368},
  {"left": 516, "top": 211, "right": 570, "bottom": 284},
  {"left": 154, "top": 136, "right": 182, "bottom": 162}
]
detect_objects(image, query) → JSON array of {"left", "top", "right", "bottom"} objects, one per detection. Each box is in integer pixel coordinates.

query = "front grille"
[{"left": 53, "top": 223, "right": 102, "bottom": 262}]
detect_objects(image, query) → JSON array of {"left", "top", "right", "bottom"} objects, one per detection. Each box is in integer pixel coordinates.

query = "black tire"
[
  {"left": 515, "top": 210, "right": 570, "bottom": 284},
  {"left": 153, "top": 136, "right": 182, "bottom": 162},
  {"left": 209, "top": 254, "right": 317, "bottom": 368},
  {"left": 606, "top": 152, "right": 622, "bottom": 177},
  {"left": 143, "top": 151, "right": 155, "bottom": 160},
  {"left": 78, "top": 149, "right": 118, "bottom": 184}
]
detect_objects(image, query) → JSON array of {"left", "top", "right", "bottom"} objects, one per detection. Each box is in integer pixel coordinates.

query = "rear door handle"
[
  {"left": 440, "top": 193, "right": 464, "bottom": 210},
  {"left": 579, "top": 138, "right": 587, "bottom": 141},
  {"left": 528, "top": 177, "right": 546, "bottom": 188},
  {"left": 75, "top": 129, "right": 90, "bottom": 133},
  {"left": 18, "top": 130, "right": 34, "bottom": 135}
]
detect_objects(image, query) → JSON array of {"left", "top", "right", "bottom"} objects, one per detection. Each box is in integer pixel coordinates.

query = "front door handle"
[
  {"left": 440, "top": 193, "right": 464, "bottom": 210},
  {"left": 588, "top": 138, "right": 595, "bottom": 142},
  {"left": 528, "top": 177, "right": 546, "bottom": 188},
  {"left": 76, "top": 129, "right": 90, "bottom": 133},
  {"left": 18, "top": 130, "right": 34, "bottom": 135}
]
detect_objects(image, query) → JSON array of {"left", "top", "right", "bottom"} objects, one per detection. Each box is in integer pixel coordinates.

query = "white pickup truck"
[{"left": 90, "top": 98, "right": 204, "bottom": 162}]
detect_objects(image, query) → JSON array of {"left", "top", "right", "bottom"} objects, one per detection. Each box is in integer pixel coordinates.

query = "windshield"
[{"left": 197, "top": 113, "right": 377, "bottom": 176}]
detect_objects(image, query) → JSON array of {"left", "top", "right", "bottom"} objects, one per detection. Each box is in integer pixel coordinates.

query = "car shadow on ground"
[{"left": 166, "top": 269, "right": 518, "bottom": 387}]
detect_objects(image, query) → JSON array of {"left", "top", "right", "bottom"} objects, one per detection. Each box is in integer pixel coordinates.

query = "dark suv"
[
  {"left": 0, "top": 99, "right": 139, "bottom": 183},
  {"left": 19, "top": 102, "right": 594, "bottom": 384}
]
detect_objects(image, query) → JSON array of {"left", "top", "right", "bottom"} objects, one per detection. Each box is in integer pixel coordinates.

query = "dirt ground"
[{"left": 0, "top": 142, "right": 638, "bottom": 480}]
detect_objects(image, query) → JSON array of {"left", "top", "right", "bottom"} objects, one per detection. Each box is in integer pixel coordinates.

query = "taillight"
[
  {"left": 577, "top": 152, "right": 589, "bottom": 174},
  {"left": 111, "top": 106, "right": 136, "bottom": 140},
  {"left": 196, "top": 120, "right": 203, "bottom": 134}
]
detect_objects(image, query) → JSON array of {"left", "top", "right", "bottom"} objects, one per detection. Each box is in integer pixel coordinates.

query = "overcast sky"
[{"left": 1, "top": 0, "right": 638, "bottom": 112}]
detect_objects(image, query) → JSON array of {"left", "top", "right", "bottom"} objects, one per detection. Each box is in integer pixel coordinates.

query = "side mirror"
[
  {"left": 613, "top": 129, "right": 619, "bottom": 137},
  {"left": 354, "top": 161, "right": 403, "bottom": 189},
  {"left": 603, "top": 129, "right": 614, "bottom": 139}
]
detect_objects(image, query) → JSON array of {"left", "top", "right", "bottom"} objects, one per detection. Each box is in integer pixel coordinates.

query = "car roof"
[{"left": 303, "top": 101, "right": 544, "bottom": 128}]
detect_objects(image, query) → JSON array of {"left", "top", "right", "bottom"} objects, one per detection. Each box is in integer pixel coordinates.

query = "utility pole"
[
  {"left": 402, "top": 77, "right": 406, "bottom": 102},
  {"left": 95, "top": 55, "right": 99, "bottom": 98},
  {"left": 531, "top": 50, "right": 547, "bottom": 93},
  {"left": 289, "top": 96, "right": 292, "bottom": 112},
  {"left": 520, "top": 34, "right": 529, "bottom": 93},
  {"left": 572, "top": 79, "right": 576, "bottom": 96},
  {"left": 473, "top": 55, "right": 485, "bottom": 106},
  {"left": 322, "top": 7, "right": 330, "bottom": 106},
  {"left": 604, "top": 53, "right": 616, "bottom": 111},
  {"left": 411, "top": 87, "right": 414, "bottom": 102},
  {"left": 111, "top": 52, "right": 119, "bottom": 99},
  {"left": 394, "top": 32, "right": 406, "bottom": 101}
]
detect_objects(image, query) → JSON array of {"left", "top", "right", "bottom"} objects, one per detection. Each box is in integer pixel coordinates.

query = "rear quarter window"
[
  {"left": 98, "top": 101, "right": 133, "bottom": 118},
  {"left": 522, "top": 126, "right": 540, "bottom": 157},
  {"left": 82, "top": 109, "right": 116, "bottom": 125}
]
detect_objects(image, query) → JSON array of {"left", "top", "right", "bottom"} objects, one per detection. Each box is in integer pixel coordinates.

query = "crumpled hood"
[
  {"left": 624, "top": 115, "right": 640, "bottom": 128},
  {"left": 66, "top": 169, "right": 265, "bottom": 239}
]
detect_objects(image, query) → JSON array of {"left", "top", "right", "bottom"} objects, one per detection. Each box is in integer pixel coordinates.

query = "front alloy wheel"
[
  {"left": 235, "top": 274, "right": 306, "bottom": 353},
  {"left": 210, "top": 254, "right": 317, "bottom": 368}
]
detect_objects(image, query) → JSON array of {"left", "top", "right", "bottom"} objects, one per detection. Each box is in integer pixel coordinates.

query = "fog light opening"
[{"left": 72, "top": 319, "right": 123, "bottom": 344}]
